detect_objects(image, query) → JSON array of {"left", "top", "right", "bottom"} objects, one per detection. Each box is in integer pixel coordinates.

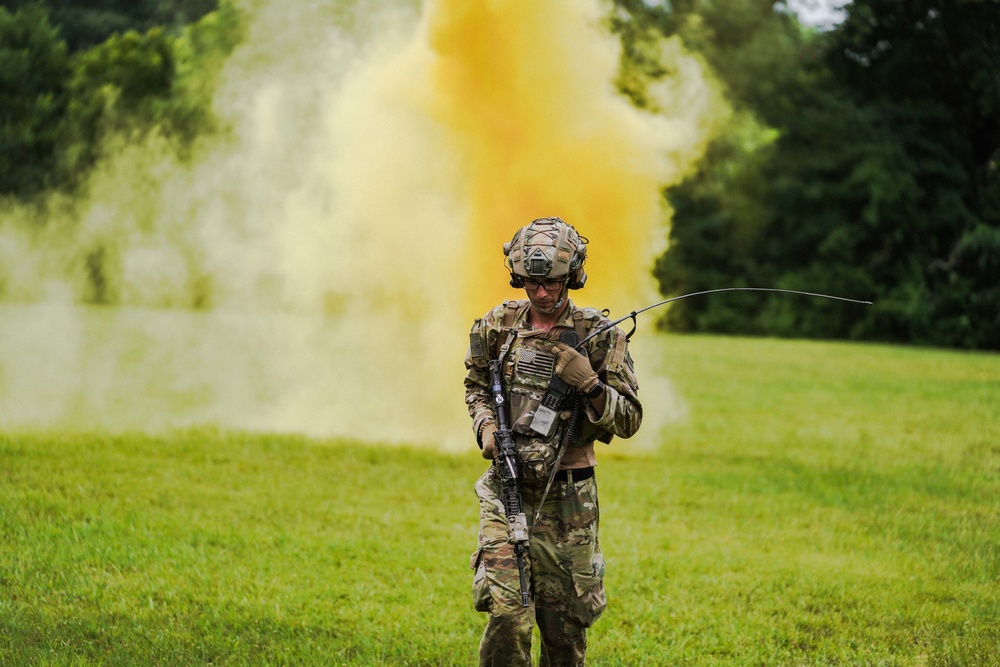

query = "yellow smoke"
[
  {"left": 422, "top": 0, "right": 722, "bottom": 313},
  {"left": 0, "top": 0, "right": 722, "bottom": 447}
]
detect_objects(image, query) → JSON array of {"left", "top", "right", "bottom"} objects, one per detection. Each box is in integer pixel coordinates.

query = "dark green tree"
[
  {"left": 827, "top": 0, "right": 1000, "bottom": 348},
  {"left": 57, "top": 25, "right": 177, "bottom": 181},
  {"left": 645, "top": 0, "right": 1000, "bottom": 349},
  {"left": 0, "top": 0, "right": 218, "bottom": 52},
  {"left": 0, "top": 0, "right": 236, "bottom": 199},
  {"left": 0, "top": 4, "right": 70, "bottom": 197}
]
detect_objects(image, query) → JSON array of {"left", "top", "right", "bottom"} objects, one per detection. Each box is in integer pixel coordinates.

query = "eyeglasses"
[{"left": 523, "top": 278, "right": 565, "bottom": 292}]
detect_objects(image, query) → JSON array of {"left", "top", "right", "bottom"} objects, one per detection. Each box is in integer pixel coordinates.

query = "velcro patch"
[
  {"left": 515, "top": 348, "right": 555, "bottom": 378},
  {"left": 469, "top": 321, "right": 486, "bottom": 361}
]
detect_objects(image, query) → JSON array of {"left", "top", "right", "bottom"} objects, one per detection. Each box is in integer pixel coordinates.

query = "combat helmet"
[{"left": 503, "top": 217, "right": 588, "bottom": 289}]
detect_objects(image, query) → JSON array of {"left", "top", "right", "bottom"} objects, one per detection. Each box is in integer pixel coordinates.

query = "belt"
[{"left": 554, "top": 467, "right": 594, "bottom": 483}]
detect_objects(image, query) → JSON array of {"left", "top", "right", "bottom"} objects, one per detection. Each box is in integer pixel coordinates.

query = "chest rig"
[
  {"left": 493, "top": 302, "right": 591, "bottom": 436},
  {"left": 469, "top": 300, "right": 609, "bottom": 483}
]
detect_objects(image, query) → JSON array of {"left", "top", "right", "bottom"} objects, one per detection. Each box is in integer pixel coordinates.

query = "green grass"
[{"left": 1, "top": 334, "right": 998, "bottom": 665}]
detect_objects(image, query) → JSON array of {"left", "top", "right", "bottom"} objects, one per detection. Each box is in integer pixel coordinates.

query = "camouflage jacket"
[{"left": 464, "top": 299, "right": 642, "bottom": 472}]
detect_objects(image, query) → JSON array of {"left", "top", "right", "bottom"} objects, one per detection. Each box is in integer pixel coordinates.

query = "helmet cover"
[{"left": 503, "top": 217, "right": 588, "bottom": 289}]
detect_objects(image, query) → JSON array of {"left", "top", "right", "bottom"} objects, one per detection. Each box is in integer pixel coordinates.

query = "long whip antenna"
[{"left": 577, "top": 287, "right": 873, "bottom": 348}]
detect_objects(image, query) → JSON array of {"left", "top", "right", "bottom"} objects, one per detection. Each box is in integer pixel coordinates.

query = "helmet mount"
[{"left": 525, "top": 248, "right": 553, "bottom": 277}]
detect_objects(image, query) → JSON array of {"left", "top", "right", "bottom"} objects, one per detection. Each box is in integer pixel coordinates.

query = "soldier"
[{"left": 465, "top": 217, "right": 642, "bottom": 666}]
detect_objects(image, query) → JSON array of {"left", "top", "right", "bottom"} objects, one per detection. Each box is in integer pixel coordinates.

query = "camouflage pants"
[{"left": 471, "top": 466, "right": 607, "bottom": 667}]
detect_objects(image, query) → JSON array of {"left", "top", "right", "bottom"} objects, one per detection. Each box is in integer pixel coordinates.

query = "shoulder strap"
[
  {"left": 495, "top": 300, "right": 528, "bottom": 364},
  {"left": 573, "top": 309, "right": 587, "bottom": 345},
  {"left": 502, "top": 299, "right": 523, "bottom": 329}
]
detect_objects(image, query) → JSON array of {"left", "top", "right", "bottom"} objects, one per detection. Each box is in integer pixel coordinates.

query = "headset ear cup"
[
  {"left": 567, "top": 267, "right": 587, "bottom": 290},
  {"left": 509, "top": 273, "right": 524, "bottom": 288}
]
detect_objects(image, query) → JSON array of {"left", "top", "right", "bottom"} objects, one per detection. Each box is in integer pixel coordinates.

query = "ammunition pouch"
[{"left": 513, "top": 435, "right": 559, "bottom": 484}]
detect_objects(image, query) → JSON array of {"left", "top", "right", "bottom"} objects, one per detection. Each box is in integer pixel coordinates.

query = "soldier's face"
[{"left": 525, "top": 279, "right": 565, "bottom": 315}]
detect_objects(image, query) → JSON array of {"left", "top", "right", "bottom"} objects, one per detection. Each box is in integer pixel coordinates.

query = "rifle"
[{"left": 487, "top": 359, "right": 531, "bottom": 608}]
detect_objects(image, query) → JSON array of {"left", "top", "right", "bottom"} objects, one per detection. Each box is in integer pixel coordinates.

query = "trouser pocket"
[
  {"left": 471, "top": 547, "right": 492, "bottom": 613},
  {"left": 568, "top": 549, "right": 607, "bottom": 628}
]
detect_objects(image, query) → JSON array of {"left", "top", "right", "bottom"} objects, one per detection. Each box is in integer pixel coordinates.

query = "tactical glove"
[
  {"left": 480, "top": 422, "right": 498, "bottom": 459},
  {"left": 553, "top": 342, "right": 600, "bottom": 393}
]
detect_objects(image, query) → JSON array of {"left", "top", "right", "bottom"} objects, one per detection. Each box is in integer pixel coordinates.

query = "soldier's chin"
[{"left": 534, "top": 296, "right": 565, "bottom": 315}]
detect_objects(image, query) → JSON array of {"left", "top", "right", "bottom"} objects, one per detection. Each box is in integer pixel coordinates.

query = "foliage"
[
  {"left": 823, "top": 0, "right": 1000, "bottom": 349},
  {"left": 1, "top": 333, "right": 998, "bottom": 664},
  {"left": 57, "top": 1, "right": 243, "bottom": 187},
  {"left": 634, "top": 0, "right": 1000, "bottom": 350},
  {"left": 0, "top": 0, "right": 242, "bottom": 201},
  {"left": 170, "top": 0, "right": 243, "bottom": 115},
  {"left": 611, "top": 0, "right": 816, "bottom": 118},
  {"left": 57, "top": 26, "right": 179, "bottom": 183},
  {"left": 0, "top": 0, "right": 218, "bottom": 52},
  {"left": 0, "top": 4, "right": 70, "bottom": 197}
]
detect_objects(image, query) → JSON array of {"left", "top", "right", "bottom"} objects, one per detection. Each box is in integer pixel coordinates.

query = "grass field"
[{"left": 1, "top": 334, "right": 998, "bottom": 665}]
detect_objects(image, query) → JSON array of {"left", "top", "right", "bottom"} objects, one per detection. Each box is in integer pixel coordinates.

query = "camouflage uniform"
[{"left": 465, "top": 298, "right": 641, "bottom": 666}]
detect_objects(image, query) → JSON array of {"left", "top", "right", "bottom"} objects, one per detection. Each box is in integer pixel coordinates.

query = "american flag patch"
[{"left": 516, "top": 348, "right": 555, "bottom": 378}]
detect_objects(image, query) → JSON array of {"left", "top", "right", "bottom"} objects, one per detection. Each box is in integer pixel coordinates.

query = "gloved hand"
[
  {"left": 480, "top": 422, "right": 498, "bottom": 459},
  {"left": 553, "top": 342, "right": 599, "bottom": 393}
]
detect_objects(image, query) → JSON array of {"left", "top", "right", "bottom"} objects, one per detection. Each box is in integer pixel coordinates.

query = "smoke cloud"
[{"left": 0, "top": 0, "right": 720, "bottom": 448}]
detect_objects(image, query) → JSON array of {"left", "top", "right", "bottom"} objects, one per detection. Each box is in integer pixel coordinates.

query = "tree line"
[
  {"left": 611, "top": 0, "right": 1000, "bottom": 350},
  {"left": 0, "top": 0, "right": 238, "bottom": 199},
  {"left": 2, "top": 0, "right": 997, "bottom": 349}
]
